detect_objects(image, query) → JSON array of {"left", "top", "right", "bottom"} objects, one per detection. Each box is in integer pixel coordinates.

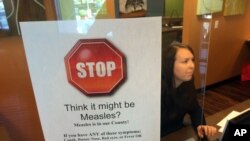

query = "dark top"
[{"left": 161, "top": 79, "right": 205, "bottom": 137}]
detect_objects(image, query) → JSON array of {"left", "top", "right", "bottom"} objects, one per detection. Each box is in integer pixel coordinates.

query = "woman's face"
[{"left": 173, "top": 48, "right": 195, "bottom": 87}]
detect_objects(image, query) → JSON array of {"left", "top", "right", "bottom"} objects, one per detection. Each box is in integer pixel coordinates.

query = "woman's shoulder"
[
  {"left": 177, "top": 79, "right": 197, "bottom": 98},
  {"left": 179, "top": 79, "right": 195, "bottom": 89}
]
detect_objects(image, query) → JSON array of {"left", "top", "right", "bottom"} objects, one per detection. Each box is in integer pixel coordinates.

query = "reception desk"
[
  {"left": 161, "top": 99, "right": 250, "bottom": 141},
  {"left": 206, "top": 99, "right": 250, "bottom": 141}
]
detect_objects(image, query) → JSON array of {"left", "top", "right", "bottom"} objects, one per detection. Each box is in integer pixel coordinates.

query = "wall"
[
  {"left": 183, "top": 0, "right": 250, "bottom": 87},
  {"left": 207, "top": 2, "right": 250, "bottom": 86},
  {"left": 147, "top": 0, "right": 164, "bottom": 16}
]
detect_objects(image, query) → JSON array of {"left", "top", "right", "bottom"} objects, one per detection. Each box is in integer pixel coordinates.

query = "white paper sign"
[{"left": 20, "top": 17, "right": 161, "bottom": 141}]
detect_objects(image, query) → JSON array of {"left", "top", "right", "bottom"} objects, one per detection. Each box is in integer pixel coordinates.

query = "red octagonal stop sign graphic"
[{"left": 64, "top": 39, "right": 126, "bottom": 95}]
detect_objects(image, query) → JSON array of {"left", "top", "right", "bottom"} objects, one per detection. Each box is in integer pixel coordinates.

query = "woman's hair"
[
  {"left": 161, "top": 41, "right": 195, "bottom": 110},
  {"left": 161, "top": 42, "right": 201, "bottom": 128},
  {"left": 162, "top": 41, "right": 194, "bottom": 89}
]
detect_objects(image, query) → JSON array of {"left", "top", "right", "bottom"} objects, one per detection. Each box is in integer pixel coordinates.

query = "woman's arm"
[
  {"left": 197, "top": 125, "right": 217, "bottom": 138},
  {"left": 188, "top": 98, "right": 217, "bottom": 138}
]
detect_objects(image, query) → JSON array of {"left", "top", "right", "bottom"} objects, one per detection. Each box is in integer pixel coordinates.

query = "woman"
[{"left": 161, "top": 42, "right": 217, "bottom": 139}]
